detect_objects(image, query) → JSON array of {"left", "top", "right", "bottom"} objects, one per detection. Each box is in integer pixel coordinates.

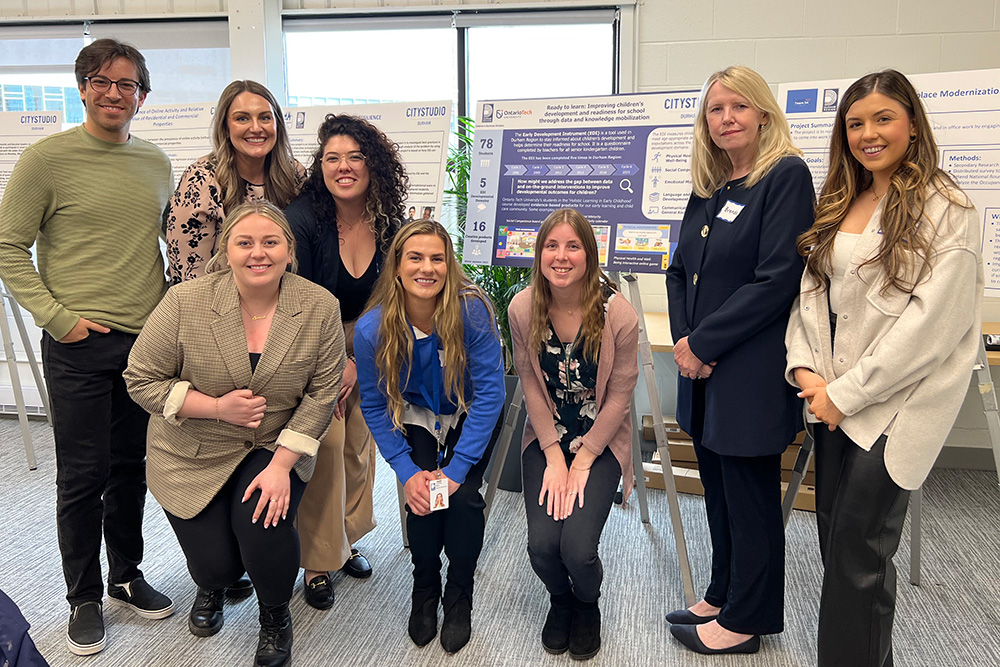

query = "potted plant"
[{"left": 446, "top": 116, "right": 530, "bottom": 490}]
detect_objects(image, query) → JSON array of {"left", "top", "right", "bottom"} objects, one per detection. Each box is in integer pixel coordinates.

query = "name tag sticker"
[{"left": 717, "top": 200, "right": 745, "bottom": 223}]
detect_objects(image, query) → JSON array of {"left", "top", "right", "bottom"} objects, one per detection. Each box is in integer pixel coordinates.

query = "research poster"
[
  {"left": 285, "top": 101, "right": 451, "bottom": 222},
  {"left": 464, "top": 92, "right": 701, "bottom": 272},
  {"left": 778, "top": 69, "right": 1000, "bottom": 296},
  {"left": 132, "top": 104, "right": 213, "bottom": 185},
  {"left": 133, "top": 101, "right": 452, "bottom": 220},
  {"left": 0, "top": 111, "right": 63, "bottom": 199}
]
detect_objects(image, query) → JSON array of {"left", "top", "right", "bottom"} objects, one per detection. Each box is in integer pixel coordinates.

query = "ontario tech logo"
[
  {"left": 785, "top": 89, "right": 817, "bottom": 113},
  {"left": 823, "top": 88, "right": 839, "bottom": 113}
]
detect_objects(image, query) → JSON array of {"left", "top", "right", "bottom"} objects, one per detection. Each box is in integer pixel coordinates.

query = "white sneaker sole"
[
  {"left": 67, "top": 632, "right": 106, "bottom": 656},
  {"left": 107, "top": 595, "right": 175, "bottom": 620}
]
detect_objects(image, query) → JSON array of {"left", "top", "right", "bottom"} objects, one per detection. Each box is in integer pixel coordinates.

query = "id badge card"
[{"left": 429, "top": 478, "right": 449, "bottom": 512}]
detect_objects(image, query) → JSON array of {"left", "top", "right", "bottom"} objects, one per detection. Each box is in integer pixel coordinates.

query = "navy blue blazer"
[{"left": 665, "top": 156, "right": 814, "bottom": 456}]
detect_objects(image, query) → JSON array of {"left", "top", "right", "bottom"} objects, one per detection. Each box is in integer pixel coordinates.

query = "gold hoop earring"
[{"left": 909, "top": 134, "right": 917, "bottom": 143}]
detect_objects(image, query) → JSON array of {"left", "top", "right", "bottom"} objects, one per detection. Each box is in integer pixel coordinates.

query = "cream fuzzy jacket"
[{"left": 785, "top": 186, "right": 983, "bottom": 489}]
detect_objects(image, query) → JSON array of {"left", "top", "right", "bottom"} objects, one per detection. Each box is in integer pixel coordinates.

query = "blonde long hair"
[
  {"left": 364, "top": 219, "right": 497, "bottom": 432},
  {"left": 797, "top": 69, "right": 969, "bottom": 293},
  {"left": 209, "top": 80, "right": 301, "bottom": 216},
  {"left": 529, "top": 208, "right": 616, "bottom": 362},
  {"left": 690, "top": 65, "right": 801, "bottom": 198}
]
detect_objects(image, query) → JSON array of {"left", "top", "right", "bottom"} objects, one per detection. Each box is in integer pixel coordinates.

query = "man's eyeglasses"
[
  {"left": 323, "top": 152, "right": 366, "bottom": 166},
  {"left": 84, "top": 76, "right": 142, "bottom": 96}
]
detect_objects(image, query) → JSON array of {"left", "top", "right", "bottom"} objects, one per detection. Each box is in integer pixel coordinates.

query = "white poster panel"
[
  {"left": 0, "top": 111, "right": 63, "bottom": 199},
  {"left": 464, "top": 92, "right": 701, "bottom": 272},
  {"left": 131, "top": 104, "right": 213, "bottom": 186},
  {"left": 132, "top": 101, "right": 452, "bottom": 223},
  {"left": 778, "top": 69, "right": 1000, "bottom": 296},
  {"left": 0, "top": 111, "right": 63, "bottom": 408},
  {"left": 286, "top": 102, "right": 451, "bottom": 222}
]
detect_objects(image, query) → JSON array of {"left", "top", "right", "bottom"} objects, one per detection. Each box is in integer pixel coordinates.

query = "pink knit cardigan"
[{"left": 508, "top": 287, "right": 640, "bottom": 500}]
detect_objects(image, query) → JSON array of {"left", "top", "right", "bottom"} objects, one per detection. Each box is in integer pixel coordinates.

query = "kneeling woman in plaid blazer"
[{"left": 125, "top": 201, "right": 345, "bottom": 667}]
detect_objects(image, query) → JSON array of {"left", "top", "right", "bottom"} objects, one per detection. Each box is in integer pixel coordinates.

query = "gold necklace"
[
  {"left": 871, "top": 185, "right": 883, "bottom": 202},
  {"left": 240, "top": 299, "right": 276, "bottom": 321}
]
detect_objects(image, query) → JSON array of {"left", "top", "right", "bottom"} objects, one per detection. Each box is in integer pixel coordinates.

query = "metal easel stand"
[
  {"left": 621, "top": 273, "right": 696, "bottom": 606},
  {"left": 780, "top": 335, "right": 1000, "bottom": 588},
  {"left": 0, "top": 284, "right": 51, "bottom": 470},
  {"left": 396, "top": 380, "right": 525, "bottom": 548}
]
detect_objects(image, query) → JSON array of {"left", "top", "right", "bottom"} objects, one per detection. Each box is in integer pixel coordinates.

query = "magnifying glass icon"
[{"left": 620, "top": 178, "right": 634, "bottom": 194}]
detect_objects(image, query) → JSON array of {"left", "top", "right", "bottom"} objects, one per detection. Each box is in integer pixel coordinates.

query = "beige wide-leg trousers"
[{"left": 297, "top": 321, "right": 377, "bottom": 572}]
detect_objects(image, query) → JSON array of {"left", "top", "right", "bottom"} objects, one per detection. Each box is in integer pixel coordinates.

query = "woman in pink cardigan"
[{"left": 509, "top": 208, "right": 639, "bottom": 661}]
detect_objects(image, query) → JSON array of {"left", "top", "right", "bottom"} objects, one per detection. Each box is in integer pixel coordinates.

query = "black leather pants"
[{"left": 814, "top": 428, "right": 909, "bottom": 667}]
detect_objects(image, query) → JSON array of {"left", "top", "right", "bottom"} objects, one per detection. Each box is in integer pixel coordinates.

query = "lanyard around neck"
[{"left": 413, "top": 326, "right": 446, "bottom": 468}]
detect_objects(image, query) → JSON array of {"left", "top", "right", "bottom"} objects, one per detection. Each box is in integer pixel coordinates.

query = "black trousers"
[
  {"left": 405, "top": 415, "right": 496, "bottom": 610},
  {"left": 693, "top": 438, "right": 785, "bottom": 635},
  {"left": 165, "top": 448, "right": 307, "bottom": 607},
  {"left": 814, "top": 428, "right": 909, "bottom": 667},
  {"left": 521, "top": 442, "right": 621, "bottom": 603},
  {"left": 42, "top": 330, "right": 149, "bottom": 606}
]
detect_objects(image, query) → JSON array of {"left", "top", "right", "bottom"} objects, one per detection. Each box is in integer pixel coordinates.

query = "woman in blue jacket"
[
  {"left": 354, "top": 219, "right": 505, "bottom": 654},
  {"left": 665, "top": 65, "right": 814, "bottom": 655}
]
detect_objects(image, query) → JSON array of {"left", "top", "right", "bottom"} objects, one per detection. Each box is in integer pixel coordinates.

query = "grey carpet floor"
[{"left": 2, "top": 417, "right": 999, "bottom": 666}]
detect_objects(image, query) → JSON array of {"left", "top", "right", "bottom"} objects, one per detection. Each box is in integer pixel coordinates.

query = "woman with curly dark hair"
[{"left": 286, "top": 114, "right": 408, "bottom": 609}]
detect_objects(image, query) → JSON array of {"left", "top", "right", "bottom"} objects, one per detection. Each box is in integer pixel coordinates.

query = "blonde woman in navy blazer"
[{"left": 664, "top": 66, "right": 814, "bottom": 656}]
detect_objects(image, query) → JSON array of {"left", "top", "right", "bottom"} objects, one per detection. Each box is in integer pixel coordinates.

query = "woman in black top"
[{"left": 285, "top": 114, "right": 407, "bottom": 608}]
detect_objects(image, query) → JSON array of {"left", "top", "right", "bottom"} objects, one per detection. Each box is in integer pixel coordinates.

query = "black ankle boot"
[
  {"left": 542, "top": 590, "right": 574, "bottom": 654},
  {"left": 407, "top": 592, "right": 439, "bottom": 647},
  {"left": 255, "top": 602, "right": 292, "bottom": 667},
  {"left": 568, "top": 595, "right": 601, "bottom": 661},
  {"left": 440, "top": 591, "right": 472, "bottom": 654},
  {"left": 189, "top": 588, "right": 225, "bottom": 637}
]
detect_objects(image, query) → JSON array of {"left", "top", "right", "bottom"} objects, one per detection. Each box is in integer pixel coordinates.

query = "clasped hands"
[
  {"left": 674, "top": 336, "right": 716, "bottom": 380},
  {"left": 404, "top": 470, "right": 459, "bottom": 516},
  {"left": 793, "top": 368, "right": 844, "bottom": 431},
  {"left": 539, "top": 449, "right": 593, "bottom": 522}
]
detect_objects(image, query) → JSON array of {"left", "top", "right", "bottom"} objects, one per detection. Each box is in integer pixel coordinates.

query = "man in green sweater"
[{"left": 0, "top": 38, "right": 174, "bottom": 657}]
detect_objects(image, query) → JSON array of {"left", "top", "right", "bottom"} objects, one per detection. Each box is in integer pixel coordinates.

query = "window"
[{"left": 284, "top": 16, "right": 457, "bottom": 107}]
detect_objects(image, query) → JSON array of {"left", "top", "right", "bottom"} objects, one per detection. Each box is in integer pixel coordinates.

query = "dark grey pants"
[
  {"left": 521, "top": 441, "right": 620, "bottom": 603},
  {"left": 814, "top": 429, "right": 909, "bottom": 667}
]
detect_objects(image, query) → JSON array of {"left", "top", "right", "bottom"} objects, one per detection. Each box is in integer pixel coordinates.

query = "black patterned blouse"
[
  {"left": 164, "top": 155, "right": 305, "bottom": 284},
  {"left": 539, "top": 321, "right": 600, "bottom": 455}
]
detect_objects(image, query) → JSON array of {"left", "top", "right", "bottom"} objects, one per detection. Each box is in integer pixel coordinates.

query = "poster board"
[
  {"left": 463, "top": 92, "right": 701, "bottom": 272},
  {"left": 778, "top": 69, "right": 1000, "bottom": 296}
]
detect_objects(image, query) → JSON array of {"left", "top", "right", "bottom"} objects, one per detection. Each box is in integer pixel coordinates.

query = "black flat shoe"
[
  {"left": 669, "top": 624, "right": 760, "bottom": 655},
  {"left": 189, "top": 588, "right": 225, "bottom": 637},
  {"left": 440, "top": 595, "right": 472, "bottom": 653},
  {"left": 665, "top": 608, "right": 718, "bottom": 625},
  {"left": 303, "top": 574, "right": 334, "bottom": 610},
  {"left": 343, "top": 548, "right": 372, "bottom": 579}
]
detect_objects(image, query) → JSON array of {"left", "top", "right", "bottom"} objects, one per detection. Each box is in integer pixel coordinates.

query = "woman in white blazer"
[{"left": 785, "top": 70, "right": 983, "bottom": 667}]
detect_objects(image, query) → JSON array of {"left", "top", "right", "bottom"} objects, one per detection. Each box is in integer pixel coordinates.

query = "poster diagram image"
[
  {"left": 496, "top": 224, "right": 610, "bottom": 266},
  {"left": 615, "top": 224, "right": 671, "bottom": 270}
]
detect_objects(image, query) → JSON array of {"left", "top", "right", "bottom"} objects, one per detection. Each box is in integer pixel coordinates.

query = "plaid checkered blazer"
[{"left": 124, "top": 270, "right": 345, "bottom": 519}]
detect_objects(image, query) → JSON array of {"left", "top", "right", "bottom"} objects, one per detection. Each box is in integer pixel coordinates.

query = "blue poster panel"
[{"left": 463, "top": 92, "right": 700, "bottom": 274}]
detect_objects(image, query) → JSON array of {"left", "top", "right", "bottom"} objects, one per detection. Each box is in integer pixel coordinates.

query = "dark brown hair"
[{"left": 75, "top": 38, "right": 151, "bottom": 93}]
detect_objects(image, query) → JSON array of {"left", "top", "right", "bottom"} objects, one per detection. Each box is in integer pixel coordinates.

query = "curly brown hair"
[{"left": 301, "top": 114, "right": 408, "bottom": 255}]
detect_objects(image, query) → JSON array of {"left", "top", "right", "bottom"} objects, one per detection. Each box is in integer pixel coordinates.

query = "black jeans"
[
  {"left": 814, "top": 429, "right": 909, "bottom": 667},
  {"left": 693, "top": 438, "right": 785, "bottom": 635},
  {"left": 42, "top": 330, "right": 149, "bottom": 606},
  {"left": 165, "top": 448, "right": 307, "bottom": 607},
  {"left": 521, "top": 441, "right": 621, "bottom": 603},
  {"left": 404, "top": 415, "right": 496, "bottom": 610}
]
